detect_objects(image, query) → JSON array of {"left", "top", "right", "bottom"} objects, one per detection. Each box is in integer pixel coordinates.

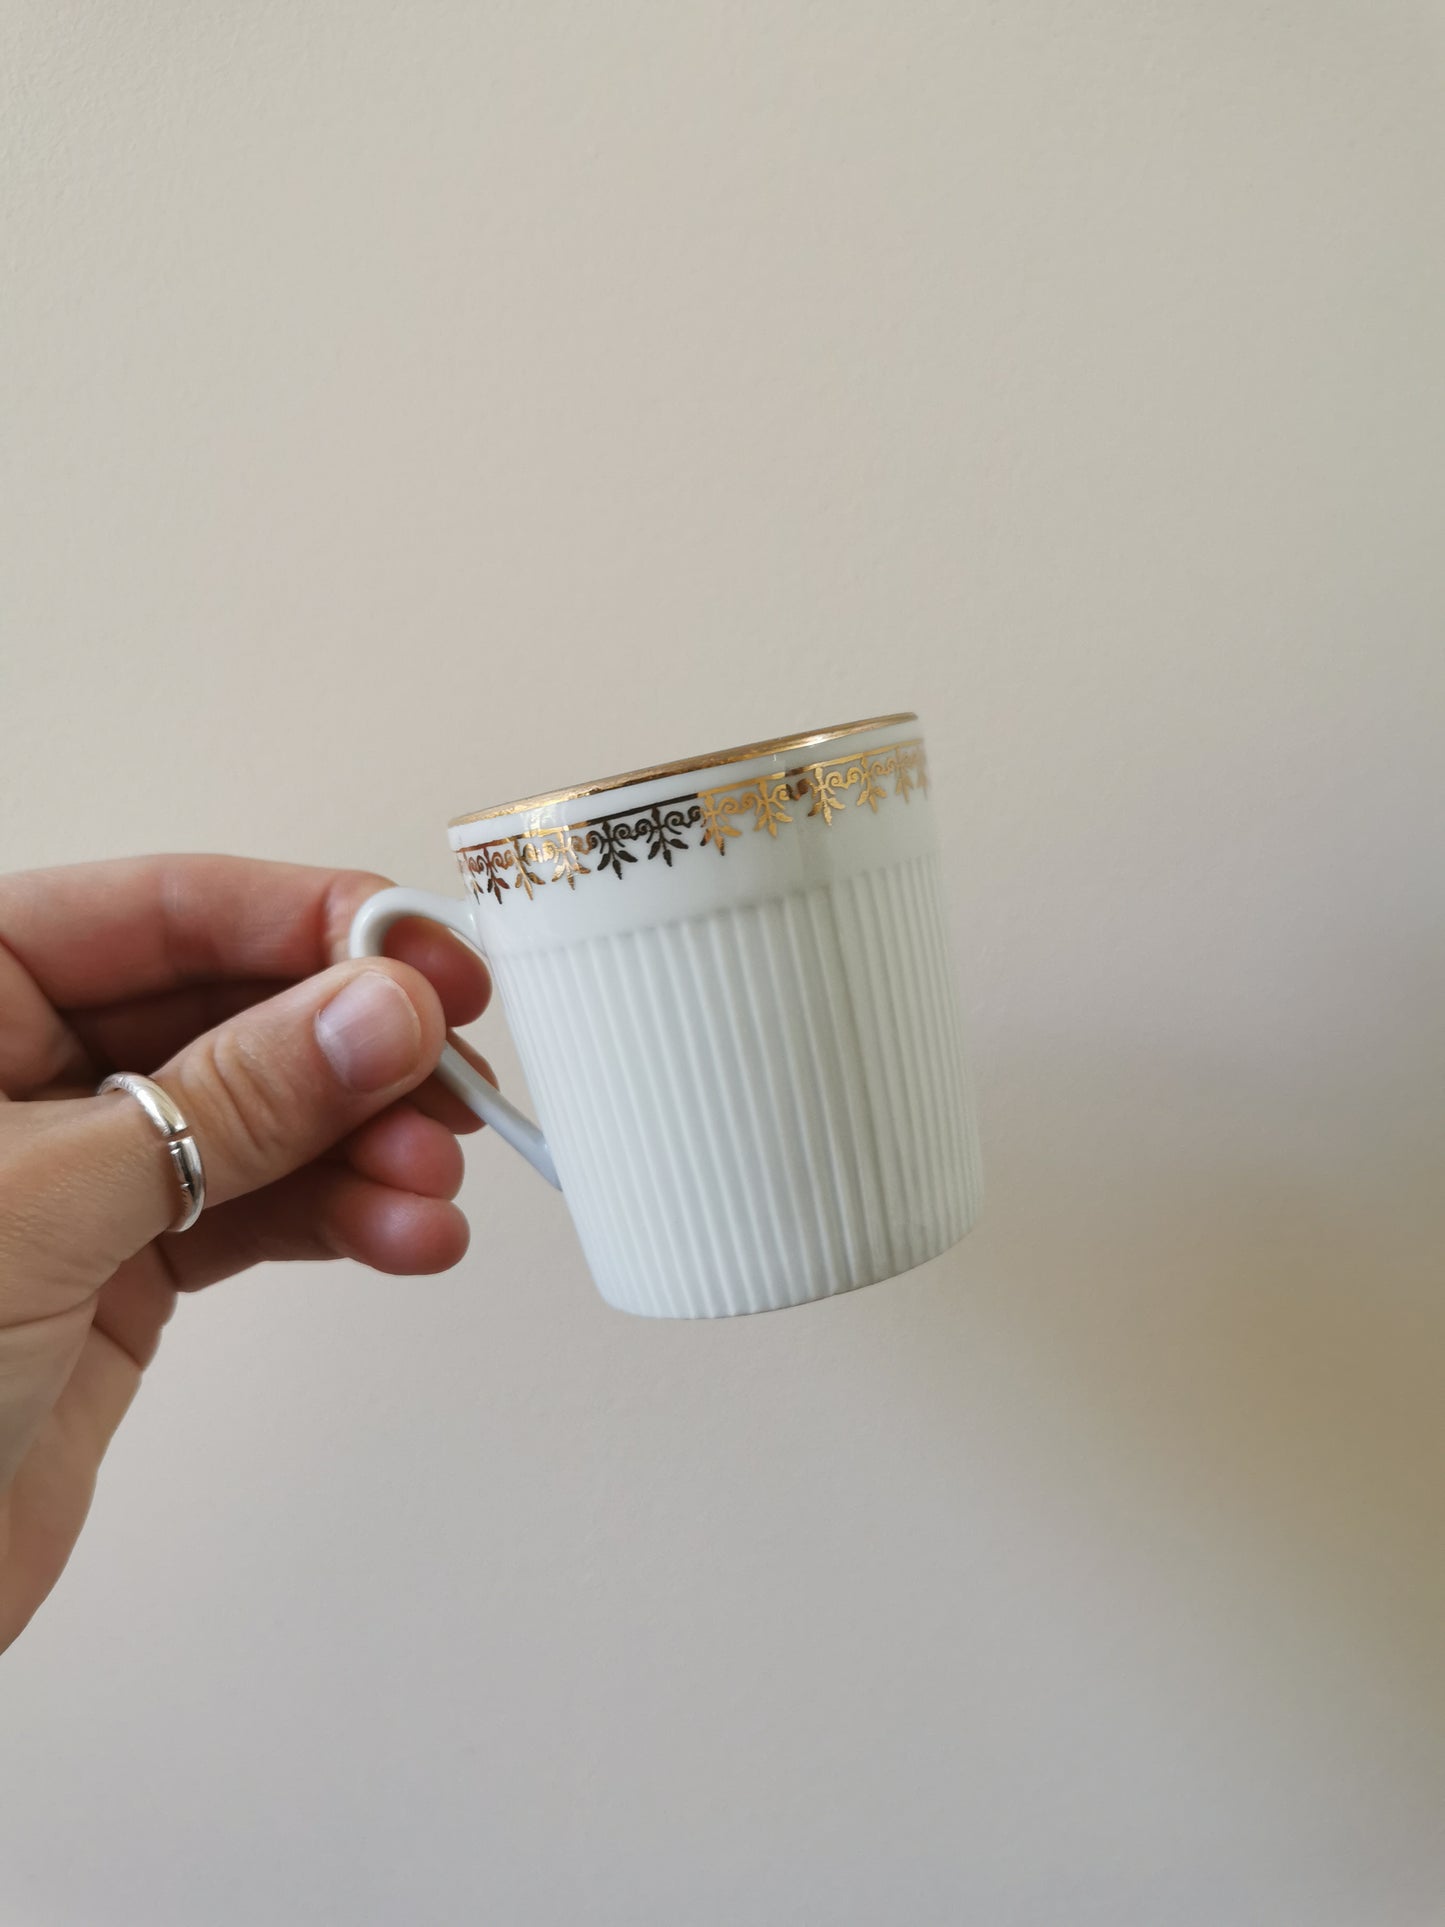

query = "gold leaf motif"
[
  {"left": 746, "top": 774, "right": 794, "bottom": 836},
  {"left": 698, "top": 774, "right": 794, "bottom": 849},
  {"left": 853, "top": 755, "right": 888, "bottom": 812},
  {"left": 801, "top": 763, "right": 849, "bottom": 824},
  {"left": 504, "top": 839, "right": 541, "bottom": 899},
  {"left": 521, "top": 826, "right": 591, "bottom": 889},
  {"left": 698, "top": 793, "right": 743, "bottom": 852}
]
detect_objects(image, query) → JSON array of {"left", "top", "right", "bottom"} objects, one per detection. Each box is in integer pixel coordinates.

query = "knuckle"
[
  {"left": 323, "top": 871, "right": 395, "bottom": 958},
  {"left": 186, "top": 1025, "right": 289, "bottom": 1188}
]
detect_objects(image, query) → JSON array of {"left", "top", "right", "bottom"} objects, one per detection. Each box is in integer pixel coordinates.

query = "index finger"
[{"left": 0, "top": 855, "right": 404, "bottom": 1008}]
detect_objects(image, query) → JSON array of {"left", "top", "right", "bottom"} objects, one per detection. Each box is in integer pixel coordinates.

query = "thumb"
[
  {"left": 157, "top": 957, "right": 448, "bottom": 1209},
  {"left": 156, "top": 963, "right": 445, "bottom": 1202},
  {"left": 15, "top": 959, "right": 448, "bottom": 1284}
]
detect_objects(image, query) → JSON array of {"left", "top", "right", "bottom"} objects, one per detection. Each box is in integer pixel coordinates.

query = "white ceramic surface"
[{"left": 351, "top": 713, "right": 982, "bottom": 1316}]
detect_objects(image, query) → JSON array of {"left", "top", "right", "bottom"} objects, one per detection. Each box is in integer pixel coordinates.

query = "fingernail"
[{"left": 315, "top": 971, "right": 422, "bottom": 1092}]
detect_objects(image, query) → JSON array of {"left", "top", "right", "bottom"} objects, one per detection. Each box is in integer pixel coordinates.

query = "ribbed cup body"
[
  {"left": 492, "top": 853, "right": 980, "bottom": 1316},
  {"left": 450, "top": 717, "right": 981, "bottom": 1317}
]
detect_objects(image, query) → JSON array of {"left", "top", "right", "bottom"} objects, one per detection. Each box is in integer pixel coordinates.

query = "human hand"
[{"left": 0, "top": 855, "right": 492, "bottom": 1651}]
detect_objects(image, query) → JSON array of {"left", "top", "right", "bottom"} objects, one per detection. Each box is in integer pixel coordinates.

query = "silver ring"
[{"left": 97, "top": 1072, "right": 207, "bottom": 1234}]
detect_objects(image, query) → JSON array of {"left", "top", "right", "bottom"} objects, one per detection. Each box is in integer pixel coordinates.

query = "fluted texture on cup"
[{"left": 491, "top": 850, "right": 982, "bottom": 1317}]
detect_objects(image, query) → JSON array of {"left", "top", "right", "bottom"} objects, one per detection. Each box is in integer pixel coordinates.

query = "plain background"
[{"left": 3, "top": 4, "right": 1443, "bottom": 1922}]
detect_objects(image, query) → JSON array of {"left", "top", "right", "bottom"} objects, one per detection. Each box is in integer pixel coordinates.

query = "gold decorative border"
[{"left": 456, "top": 738, "right": 928, "bottom": 906}]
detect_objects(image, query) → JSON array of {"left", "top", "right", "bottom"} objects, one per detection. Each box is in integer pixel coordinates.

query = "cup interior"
[{"left": 446, "top": 712, "right": 919, "bottom": 833}]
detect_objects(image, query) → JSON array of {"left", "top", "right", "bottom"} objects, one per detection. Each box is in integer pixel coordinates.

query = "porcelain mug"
[{"left": 349, "top": 712, "right": 982, "bottom": 1318}]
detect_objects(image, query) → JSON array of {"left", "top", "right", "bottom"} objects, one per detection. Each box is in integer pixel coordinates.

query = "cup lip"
[{"left": 447, "top": 711, "right": 920, "bottom": 829}]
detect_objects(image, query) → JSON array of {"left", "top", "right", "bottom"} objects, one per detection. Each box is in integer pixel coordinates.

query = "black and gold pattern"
[{"left": 458, "top": 738, "right": 927, "bottom": 906}]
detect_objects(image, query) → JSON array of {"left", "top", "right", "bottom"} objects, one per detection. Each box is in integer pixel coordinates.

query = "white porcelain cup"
[{"left": 349, "top": 712, "right": 982, "bottom": 1318}]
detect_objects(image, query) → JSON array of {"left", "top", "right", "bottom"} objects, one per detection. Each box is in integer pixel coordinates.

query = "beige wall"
[{"left": 3, "top": 4, "right": 1444, "bottom": 1921}]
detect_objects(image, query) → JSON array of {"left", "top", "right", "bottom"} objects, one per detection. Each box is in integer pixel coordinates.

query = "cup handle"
[{"left": 348, "top": 886, "right": 560, "bottom": 1190}]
